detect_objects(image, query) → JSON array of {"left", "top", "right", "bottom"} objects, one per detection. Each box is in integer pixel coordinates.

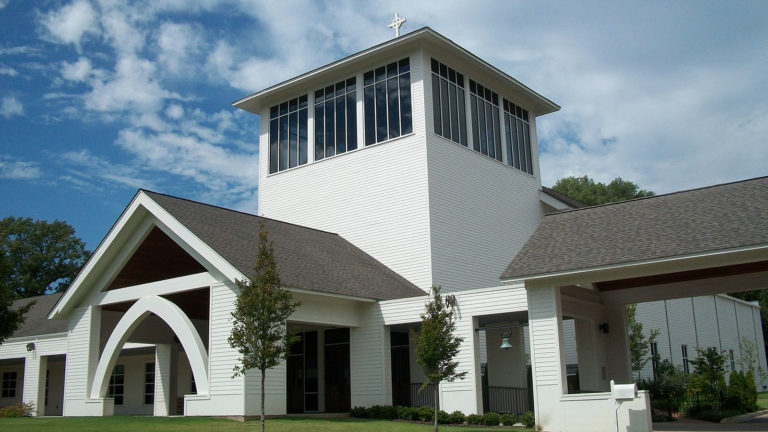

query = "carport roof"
[{"left": 501, "top": 176, "right": 768, "bottom": 281}]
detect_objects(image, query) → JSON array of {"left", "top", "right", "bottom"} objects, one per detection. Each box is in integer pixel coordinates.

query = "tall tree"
[
  {"left": 413, "top": 286, "right": 466, "bottom": 432},
  {"left": 0, "top": 216, "right": 90, "bottom": 298},
  {"left": 551, "top": 175, "right": 655, "bottom": 206},
  {"left": 228, "top": 222, "right": 299, "bottom": 432},
  {"left": 627, "top": 304, "right": 659, "bottom": 381},
  {"left": 0, "top": 253, "right": 32, "bottom": 345}
]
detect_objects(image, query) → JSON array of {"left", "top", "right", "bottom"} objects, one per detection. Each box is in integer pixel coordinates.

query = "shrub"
[
  {"left": 466, "top": 413, "right": 484, "bottom": 425},
  {"left": 725, "top": 370, "right": 758, "bottom": 413},
  {"left": 350, "top": 406, "right": 367, "bottom": 418},
  {"left": 448, "top": 410, "right": 466, "bottom": 424},
  {"left": 500, "top": 412, "right": 517, "bottom": 425},
  {"left": 417, "top": 405, "right": 434, "bottom": 422},
  {"left": 395, "top": 405, "right": 410, "bottom": 420},
  {"left": 520, "top": 410, "right": 536, "bottom": 428},
  {"left": 436, "top": 410, "right": 451, "bottom": 424},
  {"left": 482, "top": 411, "right": 501, "bottom": 426},
  {"left": 370, "top": 405, "right": 398, "bottom": 419},
  {"left": 0, "top": 402, "right": 34, "bottom": 417}
]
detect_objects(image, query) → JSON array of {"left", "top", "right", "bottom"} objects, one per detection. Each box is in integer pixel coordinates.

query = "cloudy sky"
[{"left": 1, "top": 0, "right": 766, "bottom": 249}]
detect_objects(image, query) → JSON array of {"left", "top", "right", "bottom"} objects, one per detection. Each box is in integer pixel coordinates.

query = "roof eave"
[
  {"left": 232, "top": 27, "right": 559, "bottom": 116},
  {"left": 500, "top": 243, "right": 768, "bottom": 287}
]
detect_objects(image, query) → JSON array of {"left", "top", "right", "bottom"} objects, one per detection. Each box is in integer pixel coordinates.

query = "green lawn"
[
  {"left": 758, "top": 392, "right": 768, "bottom": 410},
  {"left": 0, "top": 416, "right": 532, "bottom": 432}
]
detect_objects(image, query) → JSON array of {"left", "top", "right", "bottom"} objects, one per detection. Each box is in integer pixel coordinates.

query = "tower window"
[
  {"left": 431, "top": 58, "right": 467, "bottom": 146},
  {"left": 315, "top": 78, "right": 357, "bottom": 160},
  {"left": 269, "top": 95, "right": 309, "bottom": 174},
  {"left": 363, "top": 58, "right": 412, "bottom": 145},
  {"left": 469, "top": 80, "right": 502, "bottom": 162},
  {"left": 503, "top": 99, "right": 533, "bottom": 175}
]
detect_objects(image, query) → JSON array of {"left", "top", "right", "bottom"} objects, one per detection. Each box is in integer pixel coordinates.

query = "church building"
[{"left": 1, "top": 26, "right": 767, "bottom": 432}]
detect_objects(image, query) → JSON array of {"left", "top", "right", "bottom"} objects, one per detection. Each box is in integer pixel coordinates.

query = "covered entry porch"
[{"left": 501, "top": 177, "right": 768, "bottom": 432}]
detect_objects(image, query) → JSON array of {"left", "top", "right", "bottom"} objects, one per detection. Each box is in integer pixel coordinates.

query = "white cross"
[{"left": 388, "top": 13, "right": 406, "bottom": 38}]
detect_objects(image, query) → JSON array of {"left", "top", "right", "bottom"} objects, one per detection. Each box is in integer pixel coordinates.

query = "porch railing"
[
  {"left": 488, "top": 386, "right": 530, "bottom": 414},
  {"left": 410, "top": 383, "right": 438, "bottom": 407}
]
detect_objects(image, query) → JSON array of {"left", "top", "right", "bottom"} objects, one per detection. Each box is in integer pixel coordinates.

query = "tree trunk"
[
  {"left": 261, "top": 369, "right": 266, "bottom": 432},
  {"left": 434, "top": 385, "right": 439, "bottom": 432}
]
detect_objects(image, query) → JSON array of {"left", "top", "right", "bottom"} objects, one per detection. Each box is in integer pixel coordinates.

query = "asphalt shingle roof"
[
  {"left": 501, "top": 177, "right": 768, "bottom": 280},
  {"left": 144, "top": 191, "right": 425, "bottom": 301},
  {"left": 10, "top": 293, "right": 66, "bottom": 338}
]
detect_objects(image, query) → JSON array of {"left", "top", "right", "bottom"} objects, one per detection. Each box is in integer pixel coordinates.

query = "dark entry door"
[
  {"left": 286, "top": 354, "right": 304, "bottom": 413},
  {"left": 324, "top": 329, "right": 350, "bottom": 412},
  {"left": 390, "top": 332, "right": 411, "bottom": 406}
]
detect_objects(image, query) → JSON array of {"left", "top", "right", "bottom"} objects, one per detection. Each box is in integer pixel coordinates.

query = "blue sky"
[{"left": 1, "top": 0, "right": 766, "bottom": 250}]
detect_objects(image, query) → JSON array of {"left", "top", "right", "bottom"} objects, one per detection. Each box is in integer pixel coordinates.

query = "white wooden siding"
[
  {"left": 63, "top": 306, "right": 100, "bottom": 407},
  {"left": 350, "top": 303, "right": 390, "bottom": 407},
  {"left": 258, "top": 48, "right": 434, "bottom": 291},
  {"left": 208, "top": 283, "right": 243, "bottom": 397}
]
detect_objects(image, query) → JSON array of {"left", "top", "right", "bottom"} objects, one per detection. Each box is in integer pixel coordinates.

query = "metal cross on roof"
[{"left": 388, "top": 13, "right": 406, "bottom": 38}]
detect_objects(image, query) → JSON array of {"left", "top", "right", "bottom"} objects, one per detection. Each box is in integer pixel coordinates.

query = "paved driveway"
[{"left": 653, "top": 413, "right": 768, "bottom": 431}]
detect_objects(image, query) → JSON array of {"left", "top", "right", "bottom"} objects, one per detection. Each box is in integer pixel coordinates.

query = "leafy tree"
[
  {"left": 688, "top": 347, "right": 728, "bottom": 406},
  {"left": 0, "top": 253, "right": 33, "bottom": 345},
  {"left": 412, "top": 286, "right": 467, "bottom": 432},
  {"left": 737, "top": 337, "right": 768, "bottom": 388},
  {"left": 627, "top": 304, "right": 660, "bottom": 381},
  {"left": 228, "top": 222, "right": 300, "bottom": 432},
  {"left": 551, "top": 175, "right": 654, "bottom": 206},
  {"left": 0, "top": 216, "right": 90, "bottom": 298}
]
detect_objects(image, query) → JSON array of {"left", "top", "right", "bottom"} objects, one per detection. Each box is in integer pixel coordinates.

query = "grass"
[
  {"left": 758, "top": 392, "right": 768, "bottom": 410},
  {"left": 0, "top": 416, "right": 533, "bottom": 432}
]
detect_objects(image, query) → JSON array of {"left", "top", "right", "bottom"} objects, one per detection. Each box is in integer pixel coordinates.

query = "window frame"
[
  {"left": 1, "top": 371, "right": 17, "bottom": 398},
  {"left": 268, "top": 95, "right": 309, "bottom": 174},
  {"left": 107, "top": 364, "right": 125, "bottom": 406},
  {"left": 363, "top": 57, "right": 413, "bottom": 146},
  {"left": 314, "top": 77, "right": 358, "bottom": 161},
  {"left": 468, "top": 79, "right": 502, "bottom": 162},
  {"left": 144, "top": 362, "right": 155, "bottom": 405},
  {"left": 430, "top": 58, "right": 467, "bottom": 146},
  {"left": 503, "top": 98, "right": 534, "bottom": 175}
]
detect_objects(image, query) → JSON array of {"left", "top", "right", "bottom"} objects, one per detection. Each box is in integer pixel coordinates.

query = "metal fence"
[
  {"left": 410, "top": 383, "right": 438, "bottom": 407},
  {"left": 488, "top": 386, "right": 531, "bottom": 414}
]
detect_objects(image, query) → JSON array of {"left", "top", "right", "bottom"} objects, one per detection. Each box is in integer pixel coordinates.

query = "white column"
[
  {"left": 605, "top": 303, "right": 632, "bottom": 383},
  {"left": 23, "top": 353, "right": 46, "bottom": 416},
  {"left": 527, "top": 284, "right": 566, "bottom": 429},
  {"left": 63, "top": 305, "right": 113, "bottom": 416},
  {"left": 440, "top": 315, "right": 482, "bottom": 414},
  {"left": 154, "top": 344, "right": 172, "bottom": 416}
]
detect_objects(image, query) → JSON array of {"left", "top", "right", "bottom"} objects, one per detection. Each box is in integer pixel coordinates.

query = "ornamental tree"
[
  {"left": 228, "top": 222, "right": 300, "bottom": 432},
  {"left": 627, "top": 303, "right": 659, "bottom": 381},
  {"left": 413, "top": 285, "right": 467, "bottom": 432}
]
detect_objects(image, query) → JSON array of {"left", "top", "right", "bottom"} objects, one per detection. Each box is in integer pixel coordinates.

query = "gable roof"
[
  {"left": 9, "top": 293, "right": 66, "bottom": 338},
  {"left": 501, "top": 176, "right": 768, "bottom": 281},
  {"left": 232, "top": 27, "right": 559, "bottom": 117},
  {"left": 142, "top": 191, "right": 425, "bottom": 301},
  {"left": 541, "top": 186, "right": 585, "bottom": 209}
]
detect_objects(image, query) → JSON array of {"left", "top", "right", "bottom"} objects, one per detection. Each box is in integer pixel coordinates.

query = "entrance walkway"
[{"left": 653, "top": 413, "right": 768, "bottom": 431}]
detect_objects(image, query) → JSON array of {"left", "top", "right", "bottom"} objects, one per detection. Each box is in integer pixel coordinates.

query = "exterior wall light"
[{"left": 26, "top": 342, "right": 35, "bottom": 351}]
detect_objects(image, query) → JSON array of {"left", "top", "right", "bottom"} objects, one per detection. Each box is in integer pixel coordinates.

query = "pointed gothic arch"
[{"left": 90, "top": 295, "right": 210, "bottom": 400}]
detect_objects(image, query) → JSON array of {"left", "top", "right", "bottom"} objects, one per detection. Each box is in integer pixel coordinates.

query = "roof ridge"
[
  {"left": 543, "top": 175, "right": 768, "bottom": 217},
  {"left": 140, "top": 189, "right": 344, "bottom": 238}
]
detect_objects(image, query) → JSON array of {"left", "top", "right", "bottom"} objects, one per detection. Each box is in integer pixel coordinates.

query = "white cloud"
[
  {"left": 61, "top": 57, "right": 93, "bottom": 82},
  {"left": 156, "top": 22, "right": 203, "bottom": 76},
  {"left": 165, "top": 103, "right": 184, "bottom": 120},
  {"left": 40, "top": 0, "right": 99, "bottom": 50},
  {"left": 0, "top": 155, "right": 41, "bottom": 179},
  {"left": 0, "top": 95, "right": 23, "bottom": 117},
  {"left": 84, "top": 54, "right": 180, "bottom": 113},
  {"left": 60, "top": 149, "right": 155, "bottom": 190},
  {"left": 0, "top": 66, "right": 17, "bottom": 76}
]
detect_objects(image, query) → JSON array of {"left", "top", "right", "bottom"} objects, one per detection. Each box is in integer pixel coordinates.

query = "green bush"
[
  {"left": 482, "top": 412, "right": 501, "bottom": 426},
  {"left": 520, "top": 410, "right": 536, "bottom": 428},
  {"left": 500, "top": 412, "right": 517, "bottom": 425},
  {"left": 447, "top": 410, "right": 466, "bottom": 424},
  {"left": 725, "top": 370, "right": 758, "bottom": 413},
  {"left": 466, "top": 413, "right": 484, "bottom": 425},
  {"left": 417, "top": 405, "right": 434, "bottom": 422},
  {"left": 395, "top": 405, "right": 410, "bottom": 420},
  {"left": 436, "top": 410, "right": 451, "bottom": 424},
  {"left": 0, "top": 402, "right": 34, "bottom": 417},
  {"left": 350, "top": 406, "right": 367, "bottom": 418}
]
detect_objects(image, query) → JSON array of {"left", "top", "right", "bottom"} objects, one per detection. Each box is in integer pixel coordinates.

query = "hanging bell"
[{"left": 499, "top": 333, "right": 512, "bottom": 350}]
